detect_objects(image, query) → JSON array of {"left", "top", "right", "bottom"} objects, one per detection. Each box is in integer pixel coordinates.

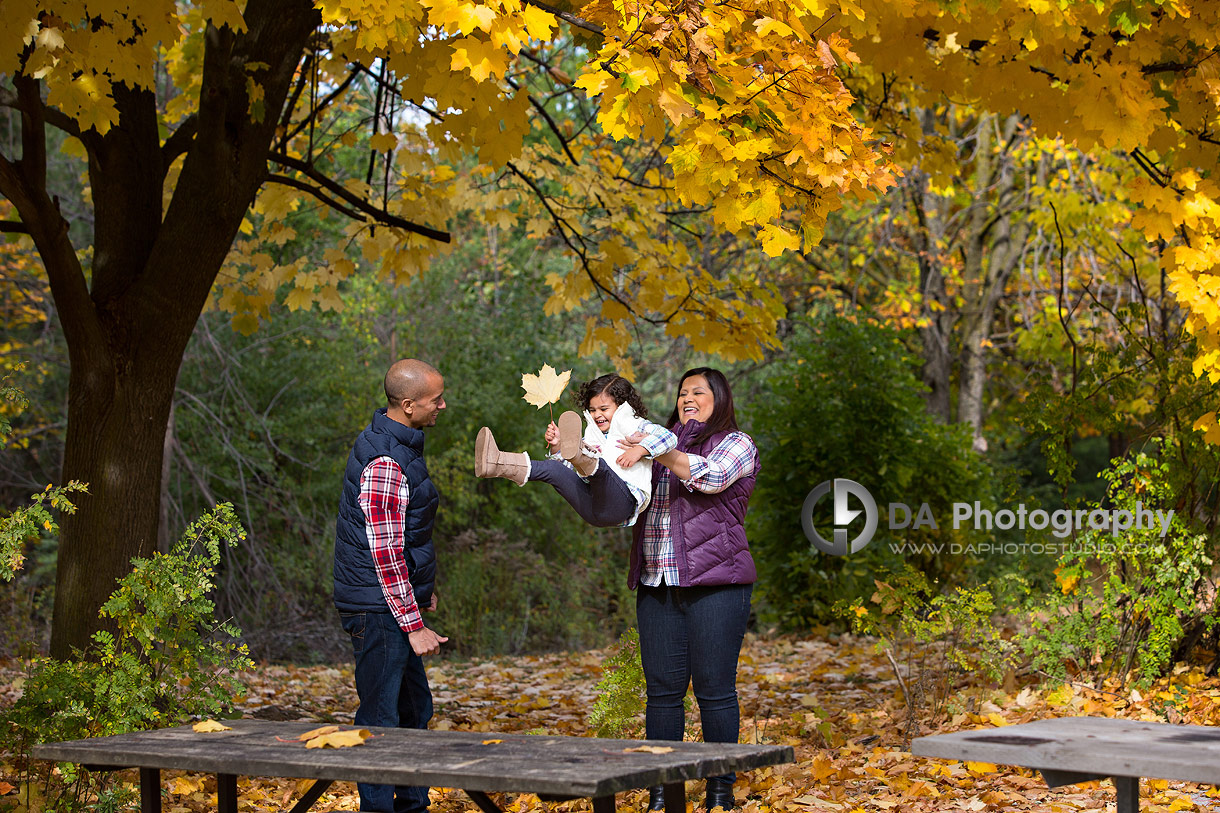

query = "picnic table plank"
[
  {"left": 33, "top": 720, "right": 793, "bottom": 798},
  {"left": 912, "top": 716, "right": 1220, "bottom": 784}
]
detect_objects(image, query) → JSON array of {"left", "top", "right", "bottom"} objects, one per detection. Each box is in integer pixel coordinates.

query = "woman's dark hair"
[
  {"left": 666, "top": 367, "right": 737, "bottom": 443},
  {"left": 574, "top": 374, "right": 648, "bottom": 419}
]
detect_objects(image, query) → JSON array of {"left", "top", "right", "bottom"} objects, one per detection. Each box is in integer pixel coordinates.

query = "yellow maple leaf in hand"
[{"left": 521, "top": 365, "right": 571, "bottom": 409}]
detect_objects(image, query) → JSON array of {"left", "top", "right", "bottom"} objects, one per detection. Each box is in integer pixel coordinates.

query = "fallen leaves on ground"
[{"left": 3, "top": 634, "right": 1219, "bottom": 813}]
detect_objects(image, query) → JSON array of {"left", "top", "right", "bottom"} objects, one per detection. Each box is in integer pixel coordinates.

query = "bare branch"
[
  {"left": 0, "top": 85, "right": 83, "bottom": 140},
  {"left": 265, "top": 173, "right": 365, "bottom": 221},
  {"left": 162, "top": 115, "right": 198, "bottom": 165},
  {"left": 267, "top": 152, "right": 450, "bottom": 242}
]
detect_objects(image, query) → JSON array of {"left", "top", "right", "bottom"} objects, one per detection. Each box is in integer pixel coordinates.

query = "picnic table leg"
[
  {"left": 662, "top": 781, "right": 685, "bottom": 813},
  {"left": 592, "top": 794, "right": 616, "bottom": 813},
  {"left": 217, "top": 773, "right": 237, "bottom": 813},
  {"left": 465, "top": 790, "right": 504, "bottom": 813},
  {"left": 287, "top": 780, "right": 333, "bottom": 813},
  {"left": 139, "top": 768, "right": 160, "bottom": 813},
  {"left": 1114, "top": 776, "right": 1139, "bottom": 813}
]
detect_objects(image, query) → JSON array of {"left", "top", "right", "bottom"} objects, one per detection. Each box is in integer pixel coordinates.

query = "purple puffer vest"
[{"left": 628, "top": 420, "right": 758, "bottom": 589}]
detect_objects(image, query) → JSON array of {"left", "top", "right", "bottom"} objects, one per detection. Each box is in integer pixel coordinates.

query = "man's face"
[{"left": 405, "top": 375, "right": 446, "bottom": 429}]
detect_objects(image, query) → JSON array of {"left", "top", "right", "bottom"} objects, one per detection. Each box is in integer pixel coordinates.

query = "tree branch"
[
  {"left": 504, "top": 161, "right": 667, "bottom": 325},
  {"left": 267, "top": 152, "right": 450, "bottom": 242},
  {"left": 0, "top": 85, "right": 83, "bottom": 140},
  {"left": 520, "top": 0, "right": 604, "bottom": 35},
  {"left": 265, "top": 173, "right": 365, "bottom": 221},
  {"left": 505, "top": 77, "right": 580, "bottom": 165},
  {"left": 0, "top": 220, "right": 30, "bottom": 233},
  {"left": 162, "top": 115, "right": 199, "bottom": 165}
]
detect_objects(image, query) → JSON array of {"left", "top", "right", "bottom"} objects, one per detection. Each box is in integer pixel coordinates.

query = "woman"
[{"left": 626, "top": 367, "right": 759, "bottom": 812}]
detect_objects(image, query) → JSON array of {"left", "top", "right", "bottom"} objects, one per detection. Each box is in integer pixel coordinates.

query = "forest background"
[{"left": 1, "top": 0, "right": 1220, "bottom": 740}]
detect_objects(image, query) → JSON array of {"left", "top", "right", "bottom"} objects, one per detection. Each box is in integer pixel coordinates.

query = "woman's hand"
[
  {"left": 616, "top": 430, "right": 648, "bottom": 448},
  {"left": 544, "top": 421, "right": 561, "bottom": 455}
]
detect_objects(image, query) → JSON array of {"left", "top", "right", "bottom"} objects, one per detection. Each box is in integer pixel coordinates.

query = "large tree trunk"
[
  {"left": 53, "top": 313, "right": 192, "bottom": 655},
  {"left": 1, "top": 0, "right": 320, "bottom": 657}
]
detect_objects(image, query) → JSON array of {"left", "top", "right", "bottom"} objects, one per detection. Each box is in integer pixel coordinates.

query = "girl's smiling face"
[
  {"left": 588, "top": 391, "right": 619, "bottom": 432},
  {"left": 678, "top": 375, "right": 714, "bottom": 424}
]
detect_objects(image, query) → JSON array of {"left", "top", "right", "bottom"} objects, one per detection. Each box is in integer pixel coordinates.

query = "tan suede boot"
[
  {"left": 474, "top": 427, "right": 529, "bottom": 485},
  {"left": 557, "top": 411, "right": 599, "bottom": 477}
]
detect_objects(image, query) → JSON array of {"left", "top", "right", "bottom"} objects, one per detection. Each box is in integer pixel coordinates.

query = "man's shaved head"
[{"left": 385, "top": 359, "right": 441, "bottom": 405}]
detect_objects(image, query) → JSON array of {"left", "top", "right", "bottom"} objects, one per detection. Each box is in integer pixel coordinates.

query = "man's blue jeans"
[
  {"left": 340, "top": 611, "right": 433, "bottom": 813},
  {"left": 636, "top": 583, "right": 752, "bottom": 782}
]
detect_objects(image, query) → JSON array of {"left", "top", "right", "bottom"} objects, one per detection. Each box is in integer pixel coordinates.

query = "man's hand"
[
  {"left": 424, "top": 591, "right": 438, "bottom": 612},
  {"left": 616, "top": 445, "right": 647, "bottom": 468},
  {"left": 408, "top": 626, "right": 448, "bottom": 656}
]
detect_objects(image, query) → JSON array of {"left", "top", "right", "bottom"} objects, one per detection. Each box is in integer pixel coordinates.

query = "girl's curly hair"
[{"left": 573, "top": 374, "right": 648, "bottom": 419}]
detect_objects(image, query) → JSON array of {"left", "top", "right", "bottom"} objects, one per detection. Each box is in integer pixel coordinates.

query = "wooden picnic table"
[
  {"left": 911, "top": 716, "right": 1220, "bottom": 813},
  {"left": 33, "top": 720, "right": 793, "bottom": 813}
]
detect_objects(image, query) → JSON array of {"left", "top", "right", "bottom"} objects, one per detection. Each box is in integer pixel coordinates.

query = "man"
[{"left": 334, "top": 359, "right": 449, "bottom": 813}]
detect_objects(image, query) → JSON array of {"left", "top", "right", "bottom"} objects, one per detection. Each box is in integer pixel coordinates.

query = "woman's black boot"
[
  {"left": 648, "top": 786, "right": 665, "bottom": 811},
  {"left": 704, "top": 778, "right": 734, "bottom": 811}
]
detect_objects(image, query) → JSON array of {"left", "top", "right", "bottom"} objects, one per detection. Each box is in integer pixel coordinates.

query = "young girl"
[{"left": 474, "top": 374, "right": 676, "bottom": 527}]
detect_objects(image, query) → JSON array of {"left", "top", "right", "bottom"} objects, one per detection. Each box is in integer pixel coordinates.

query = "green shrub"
[
  {"left": 588, "top": 627, "right": 646, "bottom": 738},
  {"left": 839, "top": 566, "right": 1019, "bottom": 741},
  {"left": 3, "top": 503, "right": 254, "bottom": 813},
  {"left": 1020, "top": 444, "right": 1218, "bottom": 691}
]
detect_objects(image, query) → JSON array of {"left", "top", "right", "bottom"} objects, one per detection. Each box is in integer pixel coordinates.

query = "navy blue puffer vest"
[{"left": 333, "top": 408, "right": 439, "bottom": 613}]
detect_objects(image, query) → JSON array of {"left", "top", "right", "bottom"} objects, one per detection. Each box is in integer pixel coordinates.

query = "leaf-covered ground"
[{"left": 5, "top": 632, "right": 1220, "bottom": 812}]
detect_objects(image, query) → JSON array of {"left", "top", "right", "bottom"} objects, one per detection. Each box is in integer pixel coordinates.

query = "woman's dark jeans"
[{"left": 636, "top": 583, "right": 752, "bottom": 782}]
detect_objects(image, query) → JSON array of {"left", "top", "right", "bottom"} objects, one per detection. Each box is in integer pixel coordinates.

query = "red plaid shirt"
[
  {"left": 358, "top": 457, "right": 423, "bottom": 632},
  {"left": 638, "top": 431, "right": 759, "bottom": 587}
]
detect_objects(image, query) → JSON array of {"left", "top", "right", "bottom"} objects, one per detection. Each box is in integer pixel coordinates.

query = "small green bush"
[
  {"left": 588, "top": 627, "right": 646, "bottom": 738},
  {"left": 749, "top": 313, "right": 996, "bottom": 627},
  {"left": 3, "top": 503, "right": 254, "bottom": 813},
  {"left": 1020, "top": 444, "right": 1218, "bottom": 691},
  {"left": 839, "top": 566, "right": 1020, "bottom": 742}
]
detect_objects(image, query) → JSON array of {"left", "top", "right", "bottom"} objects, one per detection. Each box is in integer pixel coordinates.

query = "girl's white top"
[{"left": 576, "top": 402, "right": 676, "bottom": 526}]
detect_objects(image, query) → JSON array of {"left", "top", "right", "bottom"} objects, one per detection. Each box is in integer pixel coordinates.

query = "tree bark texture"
[{"left": 1, "top": 0, "right": 320, "bottom": 656}]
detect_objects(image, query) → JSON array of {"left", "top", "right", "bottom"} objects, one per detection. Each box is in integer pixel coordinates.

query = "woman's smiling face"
[{"left": 677, "top": 375, "right": 714, "bottom": 424}]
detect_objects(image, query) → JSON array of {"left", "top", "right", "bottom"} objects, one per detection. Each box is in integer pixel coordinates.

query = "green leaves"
[
  {"left": 588, "top": 627, "right": 647, "bottom": 738},
  {"left": 3, "top": 504, "right": 254, "bottom": 811},
  {"left": 0, "top": 372, "right": 88, "bottom": 580},
  {"left": 1020, "top": 444, "right": 1218, "bottom": 691}
]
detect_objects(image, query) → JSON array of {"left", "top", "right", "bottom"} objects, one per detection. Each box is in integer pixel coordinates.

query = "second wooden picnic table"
[
  {"left": 912, "top": 716, "right": 1220, "bottom": 813},
  {"left": 33, "top": 719, "right": 794, "bottom": 813}
]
